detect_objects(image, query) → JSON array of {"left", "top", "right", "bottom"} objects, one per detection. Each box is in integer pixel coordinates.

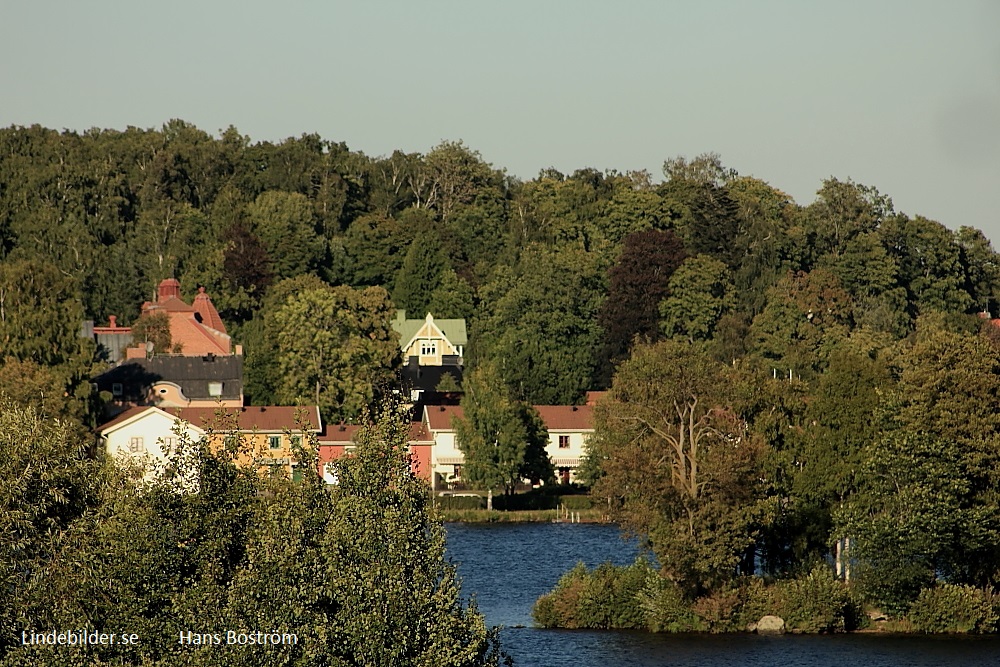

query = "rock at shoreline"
[{"left": 756, "top": 615, "right": 786, "bottom": 634}]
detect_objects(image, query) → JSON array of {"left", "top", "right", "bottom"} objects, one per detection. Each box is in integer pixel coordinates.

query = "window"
[
  {"left": 420, "top": 340, "right": 437, "bottom": 356},
  {"left": 268, "top": 435, "right": 281, "bottom": 450},
  {"left": 291, "top": 436, "right": 302, "bottom": 448},
  {"left": 208, "top": 381, "right": 223, "bottom": 397},
  {"left": 223, "top": 435, "right": 238, "bottom": 450},
  {"left": 112, "top": 383, "right": 123, "bottom": 397},
  {"left": 558, "top": 435, "right": 570, "bottom": 449},
  {"left": 162, "top": 436, "right": 177, "bottom": 452},
  {"left": 128, "top": 437, "right": 144, "bottom": 453}
]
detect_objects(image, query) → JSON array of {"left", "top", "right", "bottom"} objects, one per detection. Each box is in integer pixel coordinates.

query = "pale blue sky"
[{"left": 2, "top": 1, "right": 998, "bottom": 242}]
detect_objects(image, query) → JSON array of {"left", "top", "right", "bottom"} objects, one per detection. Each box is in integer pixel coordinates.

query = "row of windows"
[
  {"left": 128, "top": 435, "right": 302, "bottom": 453},
  {"left": 127, "top": 436, "right": 177, "bottom": 453}
]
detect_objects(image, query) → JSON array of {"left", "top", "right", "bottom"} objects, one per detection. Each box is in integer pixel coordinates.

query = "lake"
[{"left": 444, "top": 522, "right": 1000, "bottom": 667}]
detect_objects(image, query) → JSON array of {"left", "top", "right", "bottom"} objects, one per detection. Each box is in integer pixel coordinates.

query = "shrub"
[
  {"left": 640, "top": 576, "right": 704, "bottom": 632},
  {"left": 532, "top": 559, "right": 652, "bottom": 629},
  {"left": 691, "top": 585, "right": 744, "bottom": 633},
  {"left": 560, "top": 495, "right": 593, "bottom": 511},
  {"left": 741, "top": 566, "right": 863, "bottom": 633},
  {"left": 435, "top": 494, "right": 485, "bottom": 510},
  {"left": 908, "top": 584, "right": 999, "bottom": 634}
]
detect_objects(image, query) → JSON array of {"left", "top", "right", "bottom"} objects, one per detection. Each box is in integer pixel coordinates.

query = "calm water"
[{"left": 444, "top": 522, "right": 1000, "bottom": 667}]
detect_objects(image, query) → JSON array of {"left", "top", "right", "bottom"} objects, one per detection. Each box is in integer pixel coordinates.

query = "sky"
[{"left": 2, "top": 0, "right": 998, "bottom": 242}]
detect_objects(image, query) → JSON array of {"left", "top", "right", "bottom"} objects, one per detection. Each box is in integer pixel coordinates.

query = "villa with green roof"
[{"left": 392, "top": 311, "right": 466, "bottom": 394}]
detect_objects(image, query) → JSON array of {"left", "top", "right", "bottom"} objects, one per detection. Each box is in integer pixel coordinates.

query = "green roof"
[{"left": 392, "top": 310, "right": 467, "bottom": 347}]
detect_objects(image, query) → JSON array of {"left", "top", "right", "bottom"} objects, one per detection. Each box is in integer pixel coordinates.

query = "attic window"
[
  {"left": 420, "top": 340, "right": 437, "bottom": 356},
  {"left": 112, "top": 383, "right": 123, "bottom": 397},
  {"left": 208, "top": 381, "right": 223, "bottom": 397}
]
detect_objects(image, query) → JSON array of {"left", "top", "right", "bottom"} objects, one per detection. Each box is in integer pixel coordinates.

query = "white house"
[
  {"left": 97, "top": 405, "right": 206, "bottom": 484},
  {"left": 421, "top": 403, "right": 595, "bottom": 489}
]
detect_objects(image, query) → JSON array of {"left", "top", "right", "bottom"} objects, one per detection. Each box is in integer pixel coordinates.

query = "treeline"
[
  {"left": 0, "top": 400, "right": 505, "bottom": 666},
  {"left": 3, "top": 121, "right": 998, "bottom": 428},
  {"left": 5, "top": 122, "right": 1000, "bottom": 624}
]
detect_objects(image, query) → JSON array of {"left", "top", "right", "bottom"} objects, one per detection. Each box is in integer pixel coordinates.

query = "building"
[
  {"left": 95, "top": 354, "right": 244, "bottom": 416},
  {"left": 128, "top": 279, "right": 235, "bottom": 358},
  {"left": 391, "top": 311, "right": 466, "bottom": 397},
  {"left": 98, "top": 405, "right": 322, "bottom": 482},
  {"left": 420, "top": 403, "right": 595, "bottom": 490},
  {"left": 317, "top": 421, "right": 434, "bottom": 484}
]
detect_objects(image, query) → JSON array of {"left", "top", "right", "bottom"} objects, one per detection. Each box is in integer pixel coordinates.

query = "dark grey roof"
[{"left": 94, "top": 355, "right": 243, "bottom": 402}]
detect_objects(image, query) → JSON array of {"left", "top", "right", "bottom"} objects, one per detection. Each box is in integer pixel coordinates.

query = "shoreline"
[{"left": 436, "top": 508, "right": 610, "bottom": 523}]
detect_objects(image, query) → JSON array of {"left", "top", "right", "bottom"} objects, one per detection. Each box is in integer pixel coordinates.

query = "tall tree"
[
  {"left": 473, "top": 244, "right": 605, "bottom": 404},
  {"left": 659, "top": 254, "right": 734, "bottom": 342},
  {"left": 587, "top": 340, "right": 773, "bottom": 594},
  {"left": 245, "top": 190, "right": 325, "bottom": 280},
  {"left": 453, "top": 364, "right": 554, "bottom": 507},
  {"left": 273, "top": 284, "right": 399, "bottom": 421},
  {"left": 597, "top": 229, "right": 687, "bottom": 386}
]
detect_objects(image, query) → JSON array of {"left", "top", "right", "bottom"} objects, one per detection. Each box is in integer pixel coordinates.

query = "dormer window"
[{"left": 208, "top": 381, "right": 223, "bottom": 397}]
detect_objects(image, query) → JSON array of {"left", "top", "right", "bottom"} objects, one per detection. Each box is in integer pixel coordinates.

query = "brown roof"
[
  {"left": 534, "top": 405, "right": 594, "bottom": 431},
  {"left": 97, "top": 405, "right": 158, "bottom": 433},
  {"left": 318, "top": 423, "right": 361, "bottom": 443},
  {"left": 425, "top": 405, "right": 463, "bottom": 430},
  {"left": 318, "top": 421, "right": 432, "bottom": 444},
  {"left": 408, "top": 420, "right": 433, "bottom": 443},
  {"left": 165, "top": 406, "right": 321, "bottom": 433},
  {"left": 423, "top": 404, "right": 593, "bottom": 432},
  {"left": 192, "top": 287, "right": 227, "bottom": 334}
]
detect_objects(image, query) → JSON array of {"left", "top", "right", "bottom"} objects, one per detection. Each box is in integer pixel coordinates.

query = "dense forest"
[{"left": 4, "top": 121, "right": 1000, "bottom": 633}]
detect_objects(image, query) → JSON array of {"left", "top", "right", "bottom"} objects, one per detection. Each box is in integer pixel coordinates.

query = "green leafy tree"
[
  {"left": 0, "top": 400, "right": 108, "bottom": 656},
  {"left": 0, "top": 259, "right": 89, "bottom": 367},
  {"left": 129, "top": 311, "right": 174, "bottom": 355},
  {"left": 392, "top": 220, "right": 449, "bottom": 317},
  {"left": 273, "top": 284, "right": 399, "bottom": 421},
  {"left": 473, "top": 244, "right": 605, "bottom": 404},
  {"left": 453, "top": 364, "right": 554, "bottom": 507},
  {"left": 748, "top": 269, "right": 854, "bottom": 379},
  {"left": 587, "top": 340, "right": 773, "bottom": 595},
  {"left": 659, "top": 254, "right": 734, "bottom": 342},
  {"left": 427, "top": 269, "right": 476, "bottom": 321},
  {"left": 245, "top": 190, "right": 326, "bottom": 280}
]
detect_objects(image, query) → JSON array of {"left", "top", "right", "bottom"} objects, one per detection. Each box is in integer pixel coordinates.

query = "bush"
[
  {"left": 741, "top": 566, "right": 863, "bottom": 633},
  {"left": 691, "top": 585, "right": 744, "bottom": 633},
  {"left": 533, "top": 560, "right": 652, "bottom": 629},
  {"left": 640, "top": 576, "right": 704, "bottom": 632},
  {"left": 435, "top": 494, "right": 485, "bottom": 510},
  {"left": 560, "top": 495, "right": 593, "bottom": 511},
  {"left": 908, "top": 584, "right": 999, "bottom": 634}
]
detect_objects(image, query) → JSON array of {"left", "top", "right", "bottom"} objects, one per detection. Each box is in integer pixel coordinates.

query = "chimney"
[
  {"left": 158, "top": 278, "right": 181, "bottom": 302},
  {"left": 109, "top": 315, "right": 118, "bottom": 328}
]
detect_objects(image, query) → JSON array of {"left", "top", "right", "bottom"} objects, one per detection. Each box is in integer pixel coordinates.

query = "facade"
[
  {"left": 317, "top": 421, "right": 433, "bottom": 484},
  {"left": 97, "top": 405, "right": 322, "bottom": 481},
  {"left": 392, "top": 311, "right": 466, "bottom": 396},
  {"left": 534, "top": 405, "right": 595, "bottom": 485},
  {"left": 421, "top": 403, "right": 595, "bottom": 489}
]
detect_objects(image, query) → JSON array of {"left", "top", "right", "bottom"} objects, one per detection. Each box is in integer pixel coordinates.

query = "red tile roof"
[
  {"left": 423, "top": 404, "right": 593, "bottom": 431},
  {"left": 425, "top": 405, "right": 463, "bottom": 431},
  {"left": 534, "top": 405, "right": 594, "bottom": 431},
  {"left": 192, "top": 287, "right": 227, "bottom": 334},
  {"left": 165, "top": 406, "right": 321, "bottom": 433},
  {"left": 97, "top": 405, "right": 158, "bottom": 433}
]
